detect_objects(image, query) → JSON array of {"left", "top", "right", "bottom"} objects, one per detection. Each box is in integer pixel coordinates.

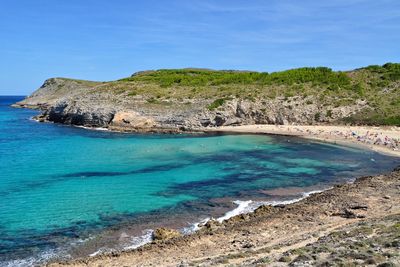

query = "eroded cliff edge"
[{"left": 13, "top": 65, "right": 400, "bottom": 132}]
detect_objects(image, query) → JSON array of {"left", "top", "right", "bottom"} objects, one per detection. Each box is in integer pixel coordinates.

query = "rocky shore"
[
  {"left": 12, "top": 66, "right": 400, "bottom": 266},
  {"left": 12, "top": 75, "right": 400, "bottom": 156},
  {"left": 11, "top": 75, "right": 371, "bottom": 133},
  {"left": 47, "top": 167, "right": 400, "bottom": 267}
]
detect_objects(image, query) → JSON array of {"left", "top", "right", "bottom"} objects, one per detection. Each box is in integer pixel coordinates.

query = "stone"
[
  {"left": 342, "top": 208, "right": 366, "bottom": 219},
  {"left": 111, "top": 111, "right": 156, "bottom": 129},
  {"left": 152, "top": 228, "right": 181, "bottom": 241},
  {"left": 203, "top": 219, "right": 222, "bottom": 231},
  {"left": 253, "top": 205, "right": 273, "bottom": 215},
  {"left": 349, "top": 204, "right": 368, "bottom": 210}
]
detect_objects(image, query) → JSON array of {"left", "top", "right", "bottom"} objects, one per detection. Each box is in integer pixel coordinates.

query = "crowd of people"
[{"left": 288, "top": 126, "right": 400, "bottom": 152}]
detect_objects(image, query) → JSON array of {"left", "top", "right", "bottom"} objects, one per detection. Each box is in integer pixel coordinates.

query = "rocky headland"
[
  {"left": 12, "top": 64, "right": 400, "bottom": 133},
  {"left": 12, "top": 64, "right": 400, "bottom": 266}
]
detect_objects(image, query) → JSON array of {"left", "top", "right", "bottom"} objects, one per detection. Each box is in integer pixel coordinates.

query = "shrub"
[
  {"left": 353, "top": 83, "right": 365, "bottom": 95},
  {"left": 208, "top": 98, "right": 227, "bottom": 110},
  {"left": 314, "top": 112, "right": 321, "bottom": 121},
  {"left": 120, "top": 67, "right": 352, "bottom": 89}
]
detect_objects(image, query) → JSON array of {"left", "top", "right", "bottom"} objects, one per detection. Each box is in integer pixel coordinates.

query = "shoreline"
[
  {"left": 82, "top": 187, "right": 328, "bottom": 261},
  {"left": 6, "top": 110, "right": 400, "bottom": 266},
  {"left": 29, "top": 115, "right": 400, "bottom": 157},
  {"left": 4, "top": 184, "right": 334, "bottom": 266},
  {"left": 49, "top": 167, "right": 400, "bottom": 267},
  {"left": 203, "top": 124, "right": 400, "bottom": 157}
]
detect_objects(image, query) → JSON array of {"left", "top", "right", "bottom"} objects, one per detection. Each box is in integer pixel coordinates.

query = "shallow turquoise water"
[{"left": 0, "top": 96, "right": 398, "bottom": 265}]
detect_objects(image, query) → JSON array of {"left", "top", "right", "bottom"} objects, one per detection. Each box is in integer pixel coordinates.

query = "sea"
[{"left": 0, "top": 96, "right": 398, "bottom": 266}]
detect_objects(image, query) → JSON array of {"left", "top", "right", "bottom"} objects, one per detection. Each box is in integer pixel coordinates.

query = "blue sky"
[{"left": 1, "top": 0, "right": 399, "bottom": 95}]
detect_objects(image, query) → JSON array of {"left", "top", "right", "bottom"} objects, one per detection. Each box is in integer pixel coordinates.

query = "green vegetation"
[
  {"left": 120, "top": 67, "right": 352, "bottom": 89},
  {"left": 207, "top": 97, "right": 231, "bottom": 110},
  {"left": 364, "top": 63, "right": 400, "bottom": 81},
  {"left": 90, "top": 63, "right": 400, "bottom": 126}
]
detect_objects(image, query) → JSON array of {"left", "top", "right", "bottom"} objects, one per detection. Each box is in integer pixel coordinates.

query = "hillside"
[{"left": 13, "top": 63, "right": 400, "bottom": 132}]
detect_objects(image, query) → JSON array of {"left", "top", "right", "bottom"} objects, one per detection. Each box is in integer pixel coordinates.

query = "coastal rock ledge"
[{"left": 47, "top": 167, "right": 400, "bottom": 266}]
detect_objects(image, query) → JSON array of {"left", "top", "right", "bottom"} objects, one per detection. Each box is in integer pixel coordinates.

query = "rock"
[
  {"left": 13, "top": 73, "right": 373, "bottom": 132},
  {"left": 203, "top": 219, "right": 222, "bottom": 231},
  {"left": 253, "top": 205, "right": 273, "bottom": 215},
  {"left": 111, "top": 111, "right": 156, "bottom": 129},
  {"left": 199, "top": 118, "right": 211, "bottom": 127},
  {"left": 46, "top": 101, "right": 116, "bottom": 127},
  {"left": 213, "top": 115, "right": 226, "bottom": 126},
  {"left": 223, "top": 213, "right": 251, "bottom": 225},
  {"left": 223, "top": 118, "right": 242, "bottom": 126},
  {"left": 349, "top": 204, "right": 368, "bottom": 210},
  {"left": 377, "top": 262, "right": 397, "bottom": 267},
  {"left": 383, "top": 195, "right": 391, "bottom": 199},
  {"left": 342, "top": 208, "right": 366, "bottom": 219},
  {"left": 152, "top": 228, "right": 181, "bottom": 241},
  {"left": 242, "top": 243, "right": 254, "bottom": 248},
  {"left": 34, "top": 114, "right": 47, "bottom": 122},
  {"left": 279, "top": 255, "right": 292, "bottom": 262}
]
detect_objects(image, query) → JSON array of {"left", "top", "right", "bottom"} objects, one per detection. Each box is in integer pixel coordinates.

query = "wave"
[
  {"left": 29, "top": 117, "right": 110, "bottom": 132},
  {"left": 119, "top": 188, "right": 328, "bottom": 252},
  {"left": 3, "top": 188, "right": 327, "bottom": 265},
  {"left": 1, "top": 248, "right": 67, "bottom": 267},
  {"left": 1, "top": 236, "right": 95, "bottom": 267},
  {"left": 215, "top": 189, "right": 326, "bottom": 223},
  {"left": 74, "top": 125, "right": 109, "bottom": 131}
]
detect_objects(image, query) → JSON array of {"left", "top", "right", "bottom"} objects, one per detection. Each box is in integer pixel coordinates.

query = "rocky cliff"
[{"left": 13, "top": 64, "right": 400, "bottom": 132}]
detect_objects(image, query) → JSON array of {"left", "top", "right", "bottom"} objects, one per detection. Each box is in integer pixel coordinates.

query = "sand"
[{"left": 205, "top": 124, "right": 400, "bottom": 157}]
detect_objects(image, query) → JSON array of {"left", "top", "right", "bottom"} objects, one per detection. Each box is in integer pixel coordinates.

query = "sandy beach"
[{"left": 205, "top": 125, "right": 400, "bottom": 157}]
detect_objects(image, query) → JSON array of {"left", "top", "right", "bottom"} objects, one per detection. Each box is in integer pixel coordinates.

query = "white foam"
[
  {"left": 208, "top": 189, "right": 327, "bottom": 226},
  {"left": 124, "top": 229, "right": 154, "bottom": 250},
  {"left": 45, "top": 188, "right": 329, "bottom": 262},
  {"left": 74, "top": 125, "right": 109, "bottom": 131},
  {"left": 2, "top": 248, "right": 63, "bottom": 267},
  {"left": 182, "top": 217, "right": 211, "bottom": 234},
  {"left": 178, "top": 188, "right": 328, "bottom": 243},
  {"left": 217, "top": 200, "right": 254, "bottom": 223},
  {"left": 89, "top": 248, "right": 112, "bottom": 257}
]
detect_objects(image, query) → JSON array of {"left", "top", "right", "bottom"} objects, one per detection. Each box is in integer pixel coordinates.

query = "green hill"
[{"left": 15, "top": 63, "right": 400, "bottom": 130}]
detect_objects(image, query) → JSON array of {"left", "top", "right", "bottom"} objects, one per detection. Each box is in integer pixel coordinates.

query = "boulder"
[
  {"left": 152, "top": 228, "right": 181, "bottom": 241},
  {"left": 253, "top": 205, "right": 274, "bottom": 215},
  {"left": 111, "top": 111, "right": 156, "bottom": 129}
]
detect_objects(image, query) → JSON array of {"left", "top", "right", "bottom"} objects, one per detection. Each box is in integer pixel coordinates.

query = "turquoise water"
[{"left": 0, "top": 96, "right": 398, "bottom": 265}]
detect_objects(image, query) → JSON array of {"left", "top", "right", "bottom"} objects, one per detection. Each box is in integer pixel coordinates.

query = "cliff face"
[
  {"left": 13, "top": 64, "right": 400, "bottom": 132},
  {"left": 13, "top": 79, "right": 367, "bottom": 132}
]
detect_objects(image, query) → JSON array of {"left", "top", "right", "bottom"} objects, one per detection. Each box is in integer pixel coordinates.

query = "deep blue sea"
[{"left": 0, "top": 96, "right": 398, "bottom": 266}]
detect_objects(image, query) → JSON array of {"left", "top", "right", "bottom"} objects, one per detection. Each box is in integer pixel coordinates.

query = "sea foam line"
[
  {"left": 215, "top": 189, "right": 326, "bottom": 223},
  {"left": 78, "top": 189, "right": 328, "bottom": 260},
  {"left": 121, "top": 188, "right": 328, "bottom": 251}
]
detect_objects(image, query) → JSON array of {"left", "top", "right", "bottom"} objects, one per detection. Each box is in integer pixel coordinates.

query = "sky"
[{"left": 0, "top": 0, "right": 399, "bottom": 95}]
